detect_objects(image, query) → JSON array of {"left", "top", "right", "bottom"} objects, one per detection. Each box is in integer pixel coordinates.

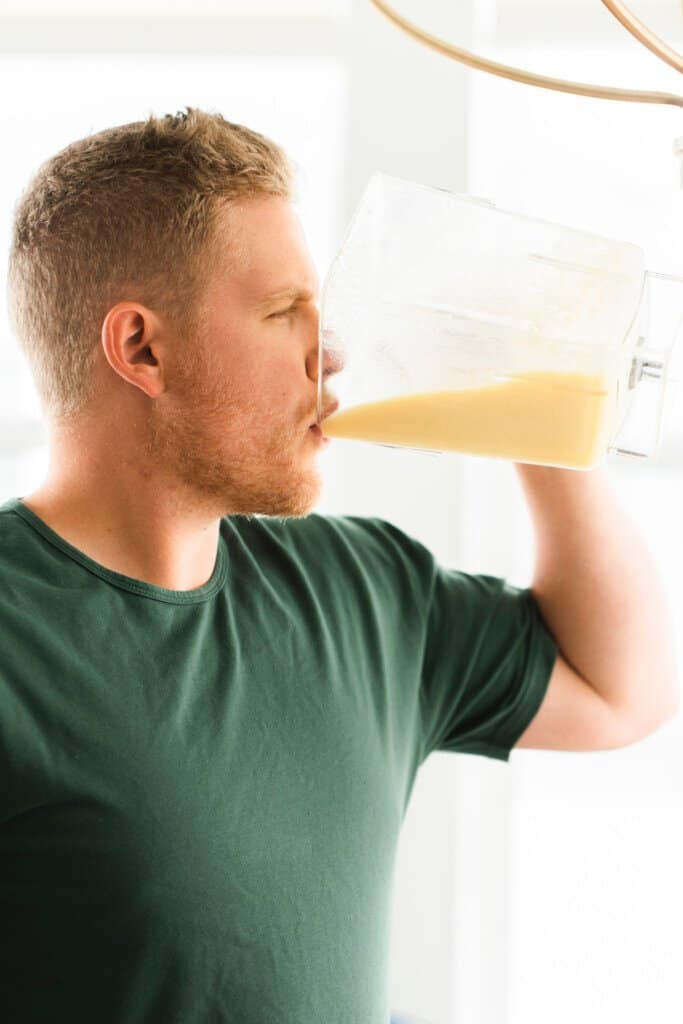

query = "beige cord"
[
  {"left": 599, "top": 0, "right": 683, "bottom": 76},
  {"left": 368, "top": 0, "right": 683, "bottom": 108}
]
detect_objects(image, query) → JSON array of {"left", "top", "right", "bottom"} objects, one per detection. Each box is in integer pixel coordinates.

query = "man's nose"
[{"left": 306, "top": 322, "right": 346, "bottom": 383}]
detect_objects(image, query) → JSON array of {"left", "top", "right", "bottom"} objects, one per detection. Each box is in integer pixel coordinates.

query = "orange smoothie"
[{"left": 321, "top": 371, "right": 613, "bottom": 469}]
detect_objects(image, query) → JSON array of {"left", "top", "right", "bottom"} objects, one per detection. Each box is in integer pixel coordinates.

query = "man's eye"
[{"left": 270, "top": 305, "right": 297, "bottom": 319}]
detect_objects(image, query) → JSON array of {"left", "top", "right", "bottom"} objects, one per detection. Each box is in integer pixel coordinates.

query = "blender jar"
[{"left": 317, "top": 173, "right": 682, "bottom": 470}]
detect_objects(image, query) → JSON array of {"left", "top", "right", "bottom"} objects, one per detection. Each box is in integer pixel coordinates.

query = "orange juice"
[{"left": 321, "top": 370, "right": 613, "bottom": 468}]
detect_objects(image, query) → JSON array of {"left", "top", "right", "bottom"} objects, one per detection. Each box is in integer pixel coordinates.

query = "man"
[{"left": 1, "top": 107, "right": 678, "bottom": 1024}]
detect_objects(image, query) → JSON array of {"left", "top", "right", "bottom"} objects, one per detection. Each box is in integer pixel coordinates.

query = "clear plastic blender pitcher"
[{"left": 317, "top": 172, "right": 683, "bottom": 470}]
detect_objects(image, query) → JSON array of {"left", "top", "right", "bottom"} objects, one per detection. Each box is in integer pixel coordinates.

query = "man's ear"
[{"left": 100, "top": 302, "right": 167, "bottom": 400}]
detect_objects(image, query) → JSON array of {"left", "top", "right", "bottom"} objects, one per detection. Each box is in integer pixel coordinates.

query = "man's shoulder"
[
  {"left": 225, "top": 511, "right": 435, "bottom": 583},
  {"left": 228, "top": 510, "right": 403, "bottom": 547},
  {"left": 223, "top": 510, "right": 411, "bottom": 561}
]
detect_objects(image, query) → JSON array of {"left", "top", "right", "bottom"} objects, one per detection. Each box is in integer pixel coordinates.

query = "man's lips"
[{"left": 310, "top": 401, "right": 339, "bottom": 428}]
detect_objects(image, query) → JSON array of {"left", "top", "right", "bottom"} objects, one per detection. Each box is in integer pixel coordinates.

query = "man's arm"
[{"left": 513, "top": 463, "right": 679, "bottom": 752}]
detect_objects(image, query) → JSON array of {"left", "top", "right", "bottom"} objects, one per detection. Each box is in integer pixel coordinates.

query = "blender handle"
[
  {"left": 611, "top": 351, "right": 680, "bottom": 461},
  {"left": 610, "top": 270, "right": 683, "bottom": 461}
]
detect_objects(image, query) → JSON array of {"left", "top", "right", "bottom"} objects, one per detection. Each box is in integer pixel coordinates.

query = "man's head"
[{"left": 7, "top": 107, "right": 336, "bottom": 519}]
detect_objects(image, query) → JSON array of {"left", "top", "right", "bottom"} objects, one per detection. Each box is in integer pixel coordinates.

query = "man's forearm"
[{"left": 515, "top": 462, "right": 679, "bottom": 724}]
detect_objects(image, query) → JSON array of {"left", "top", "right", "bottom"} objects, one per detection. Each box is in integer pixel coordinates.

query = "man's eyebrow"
[{"left": 253, "top": 287, "right": 316, "bottom": 311}]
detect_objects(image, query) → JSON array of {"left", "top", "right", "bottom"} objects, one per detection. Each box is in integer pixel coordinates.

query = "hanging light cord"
[
  {"left": 599, "top": 0, "right": 683, "bottom": 76},
  {"left": 368, "top": 0, "right": 683, "bottom": 108}
]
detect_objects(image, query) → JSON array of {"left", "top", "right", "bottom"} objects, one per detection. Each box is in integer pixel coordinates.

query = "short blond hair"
[{"left": 6, "top": 106, "right": 295, "bottom": 423}]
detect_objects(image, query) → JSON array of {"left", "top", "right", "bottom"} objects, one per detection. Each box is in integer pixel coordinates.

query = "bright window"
[{"left": 467, "top": 35, "right": 683, "bottom": 1024}]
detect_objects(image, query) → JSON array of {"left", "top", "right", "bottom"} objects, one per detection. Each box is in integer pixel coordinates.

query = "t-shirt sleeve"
[
  {"left": 418, "top": 562, "right": 559, "bottom": 762},
  {"left": 340, "top": 516, "right": 559, "bottom": 764}
]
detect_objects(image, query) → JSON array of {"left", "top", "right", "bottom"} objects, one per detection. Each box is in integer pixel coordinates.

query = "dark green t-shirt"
[{"left": 0, "top": 495, "right": 557, "bottom": 1023}]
